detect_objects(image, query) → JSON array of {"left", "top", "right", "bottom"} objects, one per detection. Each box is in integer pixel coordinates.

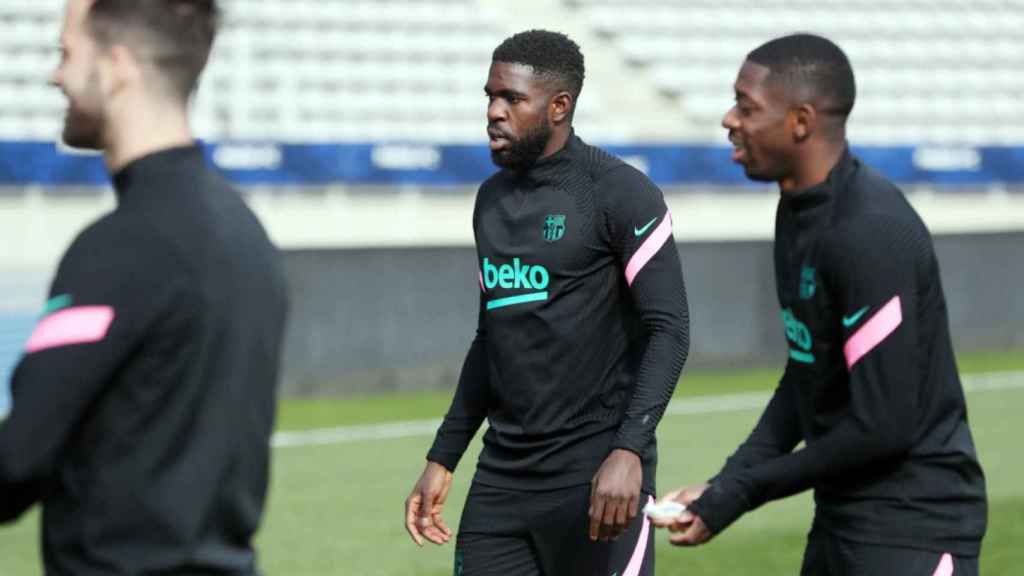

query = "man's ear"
[
  {"left": 550, "top": 91, "right": 574, "bottom": 125},
  {"left": 791, "top": 103, "right": 817, "bottom": 143},
  {"left": 99, "top": 43, "right": 142, "bottom": 97}
]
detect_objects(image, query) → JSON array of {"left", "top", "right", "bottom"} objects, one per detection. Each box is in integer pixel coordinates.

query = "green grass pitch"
[{"left": 2, "top": 349, "right": 1022, "bottom": 575}]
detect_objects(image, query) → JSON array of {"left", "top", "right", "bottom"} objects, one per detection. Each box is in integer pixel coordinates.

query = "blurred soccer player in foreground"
[
  {"left": 653, "top": 33, "right": 987, "bottom": 575},
  {"left": 404, "top": 30, "right": 690, "bottom": 575},
  {"left": 0, "top": 1, "right": 288, "bottom": 574}
]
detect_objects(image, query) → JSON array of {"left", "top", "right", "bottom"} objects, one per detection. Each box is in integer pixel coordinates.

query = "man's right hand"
[
  {"left": 405, "top": 460, "right": 454, "bottom": 546},
  {"left": 649, "top": 483, "right": 709, "bottom": 531}
]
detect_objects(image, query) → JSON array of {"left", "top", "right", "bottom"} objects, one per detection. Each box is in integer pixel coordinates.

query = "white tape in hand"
[{"left": 642, "top": 500, "right": 687, "bottom": 520}]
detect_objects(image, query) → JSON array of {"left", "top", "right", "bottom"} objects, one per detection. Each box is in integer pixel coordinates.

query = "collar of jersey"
[
  {"left": 514, "top": 130, "right": 581, "bottom": 182},
  {"left": 113, "top": 144, "right": 205, "bottom": 197},
  {"left": 782, "top": 145, "right": 854, "bottom": 214}
]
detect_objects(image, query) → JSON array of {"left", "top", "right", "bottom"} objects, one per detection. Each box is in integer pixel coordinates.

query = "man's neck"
[
  {"left": 779, "top": 140, "right": 846, "bottom": 195},
  {"left": 538, "top": 126, "right": 572, "bottom": 161},
  {"left": 103, "top": 97, "right": 194, "bottom": 174}
]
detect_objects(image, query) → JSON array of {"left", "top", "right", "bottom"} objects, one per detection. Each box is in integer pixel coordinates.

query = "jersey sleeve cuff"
[
  {"left": 688, "top": 479, "right": 751, "bottom": 535},
  {"left": 425, "top": 448, "right": 461, "bottom": 473},
  {"left": 610, "top": 431, "right": 649, "bottom": 457}
]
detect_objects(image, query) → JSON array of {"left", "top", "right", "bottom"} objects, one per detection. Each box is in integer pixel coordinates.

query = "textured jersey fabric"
[
  {"left": 689, "top": 149, "right": 987, "bottom": 556},
  {"left": 428, "top": 133, "right": 690, "bottom": 493},
  {"left": 0, "top": 146, "right": 289, "bottom": 575}
]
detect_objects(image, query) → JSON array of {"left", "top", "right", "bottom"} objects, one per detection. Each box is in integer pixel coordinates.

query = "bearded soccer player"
[
  {"left": 0, "top": 1, "right": 288, "bottom": 574},
  {"left": 404, "top": 30, "right": 690, "bottom": 575},
  {"left": 652, "top": 34, "right": 987, "bottom": 575}
]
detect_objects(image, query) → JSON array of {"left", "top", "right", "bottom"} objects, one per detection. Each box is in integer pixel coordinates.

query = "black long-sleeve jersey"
[
  {"left": 689, "top": 150, "right": 987, "bottom": 556},
  {"left": 427, "top": 134, "right": 690, "bottom": 492},
  {"left": 0, "top": 146, "right": 289, "bottom": 575}
]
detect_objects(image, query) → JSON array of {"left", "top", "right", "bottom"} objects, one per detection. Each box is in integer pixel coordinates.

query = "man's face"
[
  {"left": 485, "top": 61, "right": 553, "bottom": 171},
  {"left": 722, "top": 60, "right": 795, "bottom": 183},
  {"left": 50, "top": 0, "right": 106, "bottom": 150}
]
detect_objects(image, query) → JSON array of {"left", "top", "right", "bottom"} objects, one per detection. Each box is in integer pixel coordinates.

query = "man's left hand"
[
  {"left": 589, "top": 448, "right": 642, "bottom": 542},
  {"left": 668, "top": 513, "right": 713, "bottom": 547}
]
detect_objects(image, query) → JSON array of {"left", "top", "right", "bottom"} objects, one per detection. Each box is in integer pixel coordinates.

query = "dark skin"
[
  {"left": 652, "top": 59, "right": 851, "bottom": 548},
  {"left": 722, "top": 60, "right": 847, "bottom": 194},
  {"left": 485, "top": 61, "right": 571, "bottom": 166},
  {"left": 405, "top": 60, "right": 644, "bottom": 548}
]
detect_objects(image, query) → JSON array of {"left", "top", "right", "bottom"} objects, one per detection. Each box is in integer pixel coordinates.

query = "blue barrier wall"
[{"left": 2, "top": 141, "right": 1023, "bottom": 187}]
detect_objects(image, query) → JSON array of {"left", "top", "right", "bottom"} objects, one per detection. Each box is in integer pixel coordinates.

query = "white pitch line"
[
  {"left": 272, "top": 419, "right": 442, "bottom": 448},
  {"left": 270, "top": 371, "right": 1024, "bottom": 449}
]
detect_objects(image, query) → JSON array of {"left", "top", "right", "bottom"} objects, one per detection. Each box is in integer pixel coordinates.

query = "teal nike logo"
[
  {"left": 842, "top": 306, "right": 870, "bottom": 328},
  {"left": 42, "top": 294, "right": 73, "bottom": 316},
  {"left": 634, "top": 217, "right": 658, "bottom": 237}
]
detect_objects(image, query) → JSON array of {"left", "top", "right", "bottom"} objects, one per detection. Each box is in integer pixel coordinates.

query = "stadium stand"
[
  {"left": 2, "top": 0, "right": 1023, "bottom": 147},
  {"left": 0, "top": 0, "right": 612, "bottom": 143},
  {"left": 0, "top": 1, "right": 63, "bottom": 141},
  {"left": 1, "top": 0, "right": 1023, "bottom": 411},
  {"left": 564, "top": 0, "right": 1024, "bottom": 145}
]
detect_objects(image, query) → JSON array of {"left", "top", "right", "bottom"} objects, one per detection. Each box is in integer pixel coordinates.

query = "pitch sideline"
[{"left": 271, "top": 371, "right": 1024, "bottom": 449}]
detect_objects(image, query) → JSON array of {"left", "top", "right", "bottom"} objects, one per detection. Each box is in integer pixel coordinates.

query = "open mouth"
[
  {"left": 488, "top": 128, "right": 511, "bottom": 152},
  {"left": 731, "top": 145, "right": 746, "bottom": 163},
  {"left": 729, "top": 135, "right": 746, "bottom": 163}
]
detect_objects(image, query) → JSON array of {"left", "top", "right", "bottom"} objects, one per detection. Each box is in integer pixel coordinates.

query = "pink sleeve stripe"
[
  {"left": 622, "top": 496, "right": 653, "bottom": 576},
  {"left": 844, "top": 295, "right": 902, "bottom": 371},
  {"left": 478, "top": 269, "right": 485, "bottom": 292},
  {"left": 625, "top": 210, "right": 673, "bottom": 287},
  {"left": 932, "top": 553, "right": 954, "bottom": 576},
  {"left": 25, "top": 306, "right": 115, "bottom": 354}
]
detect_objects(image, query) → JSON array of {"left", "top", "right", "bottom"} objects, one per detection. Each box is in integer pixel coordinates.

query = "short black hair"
[
  {"left": 87, "top": 0, "right": 220, "bottom": 102},
  {"left": 748, "top": 33, "right": 856, "bottom": 119},
  {"left": 492, "top": 29, "right": 585, "bottom": 101}
]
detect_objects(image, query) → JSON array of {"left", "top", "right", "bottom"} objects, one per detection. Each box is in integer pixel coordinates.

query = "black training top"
[
  {"left": 0, "top": 146, "right": 289, "bottom": 575},
  {"left": 689, "top": 150, "right": 987, "bottom": 556},
  {"left": 427, "top": 134, "right": 690, "bottom": 493}
]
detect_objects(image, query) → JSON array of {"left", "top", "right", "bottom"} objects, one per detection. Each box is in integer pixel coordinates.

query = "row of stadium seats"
[
  {"left": 1, "top": 0, "right": 1023, "bottom": 145},
  {"left": 565, "top": 0, "right": 1024, "bottom": 144}
]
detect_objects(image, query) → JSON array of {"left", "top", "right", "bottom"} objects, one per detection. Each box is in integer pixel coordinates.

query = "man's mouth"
[
  {"left": 729, "top": 134, "right": 746, "bottom": 163},
  {"left": 488, "top": 128, "right": 511, "bottom": 152}
]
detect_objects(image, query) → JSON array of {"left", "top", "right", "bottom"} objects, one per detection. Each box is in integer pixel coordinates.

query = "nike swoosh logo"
[
  {"left": 634, "top": 217, "right": 658, "bottom": 237},
  {"left": 842, "top": 306, "right": 870, "bottom": 328}
]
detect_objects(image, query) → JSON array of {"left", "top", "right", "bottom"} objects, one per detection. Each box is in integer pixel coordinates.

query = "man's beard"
[
  {"left": 61, "top": 72, "right": 104, "bottom": 150},
  {"left": 62, "top": 105, "right": 104, "bottom": 150},
  {"left": 490, "top": 119, "right": 552, "bottom": 171}
]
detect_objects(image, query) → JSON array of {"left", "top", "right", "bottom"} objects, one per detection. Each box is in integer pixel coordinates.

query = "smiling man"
[
  {"left": 404, "top": 30, "right": 690, "bottom": 576},
  {"left": 0, "top": 1, "right": 288, "bottom": 574},
  {"left": 653, "top": 34, "right": 987, "bottom": 575}
]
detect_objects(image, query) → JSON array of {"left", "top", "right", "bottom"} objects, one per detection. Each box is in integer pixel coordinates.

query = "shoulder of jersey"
[
  {"left": 580, "top": 142, "right": 628, "bottom": 176},
  {"left": 835, "top": 162, "right": 914, "bottom": 228}
]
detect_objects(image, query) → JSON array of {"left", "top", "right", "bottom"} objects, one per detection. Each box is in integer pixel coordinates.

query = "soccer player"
[
  {"left": 652, "top": 34, "right": 987, "bottom": 574},
  {"left": 0, "top": 1, "right": 288, "bottom": 574},
  {"left": 404, "top": 30, "right": 690, "bottom": 575}
]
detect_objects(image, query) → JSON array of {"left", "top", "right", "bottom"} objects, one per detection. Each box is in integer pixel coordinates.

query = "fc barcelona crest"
[
  {"left": 799, "top": 265, "right": 816, "bottom": 300},
  {"left": 543, "top": 214, "right": 566, "bottom": 242}
]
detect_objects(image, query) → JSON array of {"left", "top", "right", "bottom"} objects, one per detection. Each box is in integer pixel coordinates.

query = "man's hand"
[
  {"left": 667, "top": 513, "right": 713, "bottom": 546},
  {"left": 405, "top": 461, "right": 454, "bottom": 546},
  {"left": 650, "top": 484, "right": 714, "bottom": 547},
  {"left": 589, "top": 448, "right": 642, "bottom": 542}
]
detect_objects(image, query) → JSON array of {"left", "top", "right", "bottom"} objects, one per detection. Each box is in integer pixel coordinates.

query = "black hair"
[
  {"left": 748, "top": 33, "right": 856, "bottom": 119},
  {"left": 88, "top": 0, "right": 220, "bottom": 101},
  {"left": 492, "top": 29, "right": 585, "bottom": 102}
]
